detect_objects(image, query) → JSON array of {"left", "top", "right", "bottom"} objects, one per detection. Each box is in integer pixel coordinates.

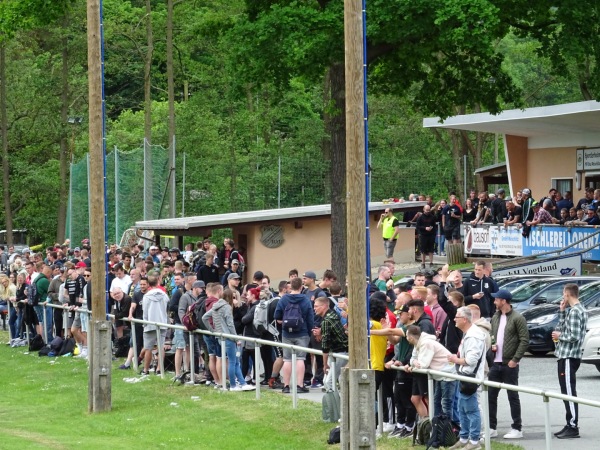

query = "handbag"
[{"left": 459, "top": 351, "right": 484, "bottom": 395}]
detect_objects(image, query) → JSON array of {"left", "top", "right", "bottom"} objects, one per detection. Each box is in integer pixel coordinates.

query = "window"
[{"left": 551, "top": 178, "right": 573, "bottom": 195}]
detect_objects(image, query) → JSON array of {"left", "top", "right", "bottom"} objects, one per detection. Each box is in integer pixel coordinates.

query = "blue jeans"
[
  {"left": 34, "top": 304, "right": 54, "bottom": 341},
  {"left": 434, "top": 380, "right": 457, "bottom": 417},
  {"left": 224, "top": 339, "right": 246, "bottom": 386},
  {"left": 9, "top": 305, "right": 23, "bottom": 339},
  {"left": 458, "top": 391, "right": 481, "bottom": 441}
]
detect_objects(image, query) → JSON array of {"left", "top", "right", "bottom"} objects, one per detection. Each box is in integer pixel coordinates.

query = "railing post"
[
  {"left": 255, "top": 343, "right": 261, "bottom": 400},
  {"left": 155, "top": 326, "right": 164, "bottom": 379},
  {"left": 481, "top": 383, "right": 491, "bottom": 450},
  {"left": 42, "top": 306, "right": 48, "bottom": 343},
  {"left": 188, "top": 331, "right": 195, "bottom": 383},
  {"left": 543, "top": 395, "right": 552, "bottom": 450},
  {"left": 220, "top": 336, "right": 227, "bottom": 391},
  {"left": 291, "top": 348, "right": 297, "bottom": 409},
  {"left": 428, "top": 374, "right": 435, "bottom": 423},
  {"left": 63, "top": 306, "right": 68, "bottom": 338},
  {"left": 331, "top": 356, "right": 337, "bottom": 393},
  {"left": 377, "top": 383, "right": 384, "bottom": 434},
  {"left": 131, "top": 319, "right": 138, "bottom": 372}
]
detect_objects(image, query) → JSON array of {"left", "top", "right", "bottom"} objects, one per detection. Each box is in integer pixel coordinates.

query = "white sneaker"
[
  {"left": 383, "top": 422, "right": 395, "bottom": 433},
  {"left": 241, "top": 384, "right": 256, "bottom": 391},
  {"left": 503, "top": 428, "right": 523, "bottom": 439},
  {"left": 229, "top": 385, "right": 243, "bottom": 392},
  {"left": 489, "top": 429, "right": 498, "bottom": 438}
]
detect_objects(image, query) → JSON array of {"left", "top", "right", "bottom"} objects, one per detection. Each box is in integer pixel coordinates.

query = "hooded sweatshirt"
[
  {"left": 202, "top": 299, "right": 237, "bottom": 337},
  {"left": 273, "top": 292, "right": 314, "bottom": 338},
  {"left": 142, "top": 288, "right": 169, "bottom": 331},
  {"left": 410, "top": 332, "right": 455, "bottom": 381},
  {"left": 463, "top": 273, "right": 497, "bottom": 318},
  {"left": 456, "top": 324, "right": 486, "bottom": 379}
]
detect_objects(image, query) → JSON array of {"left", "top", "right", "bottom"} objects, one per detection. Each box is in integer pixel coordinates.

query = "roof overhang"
[
  {"left": 423, "top": 101, "right": 600, "bottom": 149},
  {"left": 134, "top": 201, "right": 426, "bottom": 235}
]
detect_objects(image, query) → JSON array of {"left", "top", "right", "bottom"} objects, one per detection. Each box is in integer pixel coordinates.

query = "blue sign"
[{"left": 523, "top": 226, "right": 600, "bottom": 260}]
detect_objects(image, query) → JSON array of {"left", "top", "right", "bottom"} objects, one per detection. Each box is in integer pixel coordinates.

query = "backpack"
[
  {"left": 426, "top": 415, "right": 458, "bottom": 449},
  {"left": 182, "top": 298, "right": 207, "bottom": 332},
  {"left": 282, "top": 302, "right": 304, "bottom": 333},
  {"left": 327, "top": 426, "right": 341, "bottom": 445},
  {"left": 113, "top": 336, "right": 130, "bottom": 358},
  {"left": 413, "top": 417, "right": 432, "bottom": 446},
  {"left": 253, "top": 298, "right": 278, "bottom": 337},
  {"left": 322, "top": 390, "right": 341, "bottom": 423},
  {"left": 29, "top": 334, "right": 45, "bottom": 352},
  {"left": 27, "top": 280, "right": 39, "bottom": 306},
  {"left": 50, "top": 336, "right": 64, "bottom": 353},
  {"left": 38, "top": 346, "right": 52, "bottom": 357},
  {"left": 59, "top": 337, "right": 76, "bottom": 356}
]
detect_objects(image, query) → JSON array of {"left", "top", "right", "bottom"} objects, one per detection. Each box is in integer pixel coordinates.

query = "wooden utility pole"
[
  {"left": 87, "top": 0, "right": 111, "bottom": 412},
  {"left": 166, "top": 0, "right": 176, "bottom": 219},
  {"left": 341, "top": 0, "right": 375, "bottom": 448}
]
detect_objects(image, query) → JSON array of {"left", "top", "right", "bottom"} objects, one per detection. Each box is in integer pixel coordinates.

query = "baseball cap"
[
  {"left": 192, "top": 281, "right": 205, "bottom": 289},
  {"left": 228, "top": 273, "right": 241, "bottom": 280},
  {"left": 231, "top": 259, "right": 239, "bottom": 265},
  {"left": 169, "top": 247, "right": 180, "bottom": 253},
  {"left": 522, "top": 188, "right": 531, "bottom": 195},
  {"left": 532, "top": 201, "right": 540, "bottom": 208},
  {"left": 22, "top": 247, "right": 31, "bottom": 254},
  {"left": 74, "top": 247, "right": 81, "bottom": 252},
  {"left": 150, "top": 245, "right": 158, "bottom": 250},
  {"left": 76, "top": 261, "right": 87, "bottom": 268},
  {"left": 303, "top": 270, "right": 317, "bottom": 280},
  {"left": 505, "top": 196, "right": 513, "bottom": 202},
  {"left": 398, "top": 304, "right": 410, "bottom": 314},
  {"left": 496, "top": 188, "right": 505, "bottom": 195},
  {"left": 491, "top": 289, "right": 513, "bottom": 302}
]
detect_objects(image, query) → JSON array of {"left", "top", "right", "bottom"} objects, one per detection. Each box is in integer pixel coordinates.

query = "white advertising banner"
[{"left": 494, "top": 254, "right": 582, "bottom": 277}]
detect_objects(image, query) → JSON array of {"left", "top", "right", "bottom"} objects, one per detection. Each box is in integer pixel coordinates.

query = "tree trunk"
[
  {"left": 0, "top": 44, "right": 14, "bottom": 245},
  {"left": 57, "top": 27, "right": 69, "bottom": 244},
  {"left": 143, "top": 0, "right": 154, "bottom": 219},
  {"left": 446, "top": 242, "right": 465, "bottom": 265},
  {"left": 166, "top": 0, "right": 176, "bottom": 218},
  {"left": 325, "top": 62, "right": 347, "bottom": 283}
]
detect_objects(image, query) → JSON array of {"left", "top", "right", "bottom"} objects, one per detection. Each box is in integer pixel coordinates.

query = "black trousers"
[
  {"left": 557, "top": 358, "right": 581, "bottom": 428},
  {"left": 394, "top": 375, "right": 416, "bottom": 428},
  {"left": 488, "top": 362, "right": 522, "bottom": 431}
]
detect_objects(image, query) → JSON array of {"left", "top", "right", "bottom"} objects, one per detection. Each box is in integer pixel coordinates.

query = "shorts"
[
  {"left": 143, "top": 328, "right": 168, "bottom": 350},
  {"left": 72, "top": 312, "right": 81, "bottom": 329},
  {"left": 418, "top": 234, "right": 435, "bottom": 254},
  {"left": 203, "top": 334, "right": 222, "bottom": 358},
  {"left": 444, "top": 225, "right": 461, "bottom": 241},
  {"left": 412, "top": 373, "right": 428, "bottom": 396},
  {"left": 172, "top": 329, "right": 187, "bottom": 350},
  {"left": 80, "top": 310, "right": 89, "bottom": 333},
  {"left": 33, "top": 305, "right": 44, "bottom": 323},
  {"left": 282, "top": 335, "right": 310, "bottom": 361}
]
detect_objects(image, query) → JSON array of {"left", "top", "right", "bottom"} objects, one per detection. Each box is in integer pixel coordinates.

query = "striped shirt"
[{"left": 555, "top": 302, "right": 588, "bottom": 359}]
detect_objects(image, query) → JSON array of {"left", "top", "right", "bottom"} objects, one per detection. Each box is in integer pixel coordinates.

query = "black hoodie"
[{"left": 463, "top": 273, "right": 497, "bottom": 318}]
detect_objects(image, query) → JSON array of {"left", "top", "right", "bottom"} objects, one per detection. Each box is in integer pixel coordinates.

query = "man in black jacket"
[{"left": 463, "top": 261, "right": 497, "bottom": 319}]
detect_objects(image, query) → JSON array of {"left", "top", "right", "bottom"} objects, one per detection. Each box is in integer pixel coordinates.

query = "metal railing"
[{"left": 15, "top": 302, "right": 600, "bottom": 449}]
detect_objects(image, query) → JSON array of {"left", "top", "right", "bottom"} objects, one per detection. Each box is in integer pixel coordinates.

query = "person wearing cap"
[
  {"left": 225, "top": 272, "right": 242, "bottom": 297},
  {"left": 583, "top": 203, "right": 600, "bottom": 225},
  {"left": 221, "top": 259, "right": 242, "bottom": 287},
  {"left": 219, "top": 238, "right": 242, "bottom": 273},
  {"left": 488, "top": 289, "right": 529, "bottom": 439},
  {"left": 490, "top": 188, "right": 507, "bottom": 224},
  {"left": 148, "top": 246, "right": 160, "bottom": 265},
  {"left": 526, "top": 200, "right": 553, "bottom": 227},
  {"left": 520, "top": 188, "right": 535, "bottom": 225}
]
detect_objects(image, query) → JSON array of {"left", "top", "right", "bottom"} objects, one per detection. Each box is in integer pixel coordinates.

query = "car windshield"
[
  {"left": 510, "top": 280, "right": 556, "bottom": 302},
  {"left": 500, "top": 279, "right": 538, "bottom": 292}
]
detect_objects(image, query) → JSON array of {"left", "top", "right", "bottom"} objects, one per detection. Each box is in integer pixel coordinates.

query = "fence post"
[
  {"left": 155, "top": 327, "right": 165, "bottom": 379},
  {"left": 331, "top": 356, "right": 337, "bottom": 393},
  {"left": 481, "top": 383, "right": 491, "bottom": 450},
  {"left": 43, "top": 307, "right": 48, "bottom": 344},
  {"left": 131, "top": 320, "right": 138, "bottom": 372},
  {"left": 63, "top": 307, "right": 68, "bottom": 339},
  {"left": 188, "top": 331, "right": 195, "bottom": 383},
  {"left": 291, "top": 348, "right": 298, "bottom": 409},
  {"left": 220, "top": 337, "right": 227, "bottom": 390},
  {"left": 543, "top": 395, "right": 552, "bottom": 450},
  {"left": 428, "top": 375, "right": 435, "bottom": 423},
  {"left": 255, "top": 343, "right": 261, "bottom": 400},
  {"left": 377, "top": 384, "right": 384, "bottom": 435}
]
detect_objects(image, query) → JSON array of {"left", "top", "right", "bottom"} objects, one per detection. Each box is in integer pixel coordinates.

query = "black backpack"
[
  {"left": 426, "top": 415, "right": 458, "bottom": 449},
  {"left": 282, "top": 302, "right": 304, "bottom": 333},
  {"left": 29, "top": 334, "right": 45, "bottom": 351},
  {"left": 327, "top": 426, "right": 340, "bottom": 445},
  {"left": 59, "top": 337, "right": 76, "bottom": 356},
  {"left": 114, "top": 336, "right": 130, "bottom": 357}
]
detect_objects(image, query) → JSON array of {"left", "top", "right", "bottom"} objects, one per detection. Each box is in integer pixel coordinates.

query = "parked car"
[
  {"left": 495, "top": 275, "right": 553, "bottom": 293},
  {"left": 581, "top": 311, "right": 600, "bottom": 373},
  {"left": 510, "top": 277, "right": 598, "bottom": 312},
  {"left": 524, "top": 280, "right": 600, "bottom": 355}
]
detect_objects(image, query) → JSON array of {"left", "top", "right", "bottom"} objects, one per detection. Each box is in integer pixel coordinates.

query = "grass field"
[{"left": 0, "top": 330, "right": 521, "bottom": 449}]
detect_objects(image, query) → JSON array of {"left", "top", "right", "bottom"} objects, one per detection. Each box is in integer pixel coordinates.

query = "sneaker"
[
  {"left": 155, "top": 370, "right": 161, "bottom": 376},
  {"left": 118, "top": 364, "right": 130, "bottom": 370},
  {"left": 270, "top": 380, "right": 284, "bottom": 389},
  {"left": 554, "top": 425, "right": 569, "bottom": 437},
  {"left": 503, "top": 428, "right": 523, "bottom": 439},
  {"left": 383, "top": 422, "right": 395, "bottom": 433},
  {"left": 556, "top": 426, "right": 579, "bottom": 439},
  {"left": 398, "top": 428, "right": 413, "bottom": 438},
  {"left": 214, "top": 384, "right": 222, "bottom": 390},
  {"left": 282, "top": 385, "right": 290, "bottom": 394},
  {"left": 488, "top": 428, "right": 498, "bottom": 438},
  {"left": 310, "top": 381, "right": 324, "bottom": 389},
  {"left": 241, "top": 384, "right": 256, "bottom": 391},
  {"left": 245, "top": 375, "right": 252, "bottom": 382},
  {"left": 464, "top": 442, "right": 481, "bottom": 450},
  {"left": 229, "top": 385, "right": 243, "bottom": 392},
  {"left": 205, "top": 380, "right": 213, "bottom": 386},
  {"left": 303, "top": 379, "right": 311, "bottom": 387},
  {"left": 259, "top": 379, "right": 270, "bottom": 386},
  {"left": 140, "top": 371, "right": 150, "bottom": 376},
  {"left": 297, "top": 385, "right": 309, "bottom": 393},
  {"left": 388, "top": 426, "right": 404, "bottom": 437},
  {"left": 448, "top": 441, "right": 468, "bottom": 450}
]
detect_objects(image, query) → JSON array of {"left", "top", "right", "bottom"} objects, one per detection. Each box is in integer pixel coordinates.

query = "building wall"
[
  {"left": 505, "top": 135, "right": 528, "bottom": 195},
  {"left": 527, "top": 146, "right": 577, "bottom": 199},
  {"left": 233, "top": 213, "right": 415, "bottom": 282}
]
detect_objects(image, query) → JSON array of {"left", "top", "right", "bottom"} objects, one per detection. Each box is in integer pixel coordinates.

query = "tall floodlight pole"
[
  {"left": 342, "top": 0, "right": 375, "bottom": 448},
  {"left": 87, "top": 0, "right": 111, "bottom": 412}
]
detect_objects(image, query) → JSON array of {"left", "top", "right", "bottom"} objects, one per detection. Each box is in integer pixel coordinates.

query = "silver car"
[{"left": 581, "top": 309, "right": 600, "bottom": 373}]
